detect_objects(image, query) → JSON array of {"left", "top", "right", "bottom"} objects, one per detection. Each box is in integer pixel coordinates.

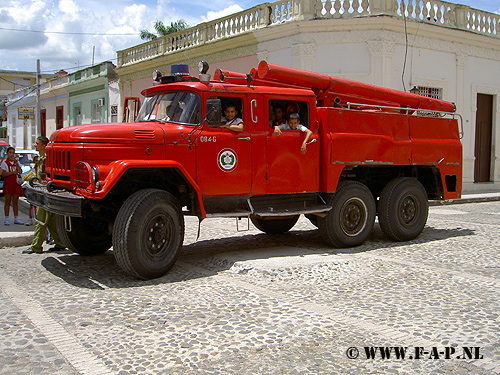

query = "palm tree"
[{"left": 140, "top": 20, "right": 188, "bottom": 40}]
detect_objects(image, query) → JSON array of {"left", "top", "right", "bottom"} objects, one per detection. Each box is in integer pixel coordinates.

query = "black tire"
[
  {"left": 378, "top": 178, "right": 428, "bottom": 241},
  {"left": 318, "top": 181, "right": 376, "bottom": 247},
  {"left": 112, "top": 189, "right": 184, "bottom": 280},
  {"left": 305, "top": 214, "right": 319, "bottom": 228},
  {"left": 251, "top": 215, "right": 299, "bottom": 234},
  {"left": 56, "top": 214, "right": 112, "bottom": 255}
]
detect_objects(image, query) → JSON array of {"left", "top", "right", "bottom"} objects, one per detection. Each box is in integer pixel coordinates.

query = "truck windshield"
[{"left": 137, "top": 91, "right": 201, "bottom": 125}]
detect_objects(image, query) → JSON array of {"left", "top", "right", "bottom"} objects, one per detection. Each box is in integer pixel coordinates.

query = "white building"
[
  {"left": 6, "top": 62, "right": 119, "bottom": 148},
  {"left": 116, "top": 0, "right": 500, "bottom": 193}
]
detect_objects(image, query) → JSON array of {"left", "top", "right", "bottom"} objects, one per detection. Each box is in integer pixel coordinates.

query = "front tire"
[
  {"left": 112, "top": 189, "right": 184, "bottom": 280},
  {"left": 251, "top": 215, "right": 299, "bottom": 234},
  {"left": 318, "top": 181, "right": 376, "bottom": 248},
  {"left": 378, "top": 178, "right": 428, "bottom": 241},
  {"left": 56, "top": 215, "right": 112, "bottom": 255}
]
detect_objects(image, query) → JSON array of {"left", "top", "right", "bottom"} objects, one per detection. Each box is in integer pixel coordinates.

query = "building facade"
[
  {"left": 6, "top": 62, "right": 119, "bottom": 149},
  {"left": 115, "top": 0, "right": 500, "bottom": 193},
  {"left": 0, "top": 70, "right": 54, "bottom": 141}
]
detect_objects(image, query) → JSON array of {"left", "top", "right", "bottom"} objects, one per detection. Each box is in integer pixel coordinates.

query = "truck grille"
[
  {"left": 52, "top": 149, "right": 71, "bottom": 172},
  {"left": 134, "top": 129, "right": 155, "bottom": 139}
]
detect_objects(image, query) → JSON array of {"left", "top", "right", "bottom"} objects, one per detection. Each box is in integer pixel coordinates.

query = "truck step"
[
  {"left": 249, "top": 193, "right": 331, "bottom": 217},
  {"left": 252, "top": 204, "right": 331, "bottom": 217}
]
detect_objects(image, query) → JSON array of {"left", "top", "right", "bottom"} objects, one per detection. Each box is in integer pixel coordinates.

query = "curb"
[
  {"left": 0, "top": 196, "right": 33, "bottom": 249},
  {"left": 429, "top": 195, "right": 500, "bottom": 206},
  {"left": 0, "top": 234, "right": 34, "bottom": 249}
]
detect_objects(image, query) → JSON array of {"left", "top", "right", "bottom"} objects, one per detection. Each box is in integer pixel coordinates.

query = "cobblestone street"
[{"left": 1, "top": 201, "right": 499, "bottom": 374}]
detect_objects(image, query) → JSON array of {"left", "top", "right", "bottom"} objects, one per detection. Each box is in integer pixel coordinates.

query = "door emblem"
[{"left": 218, "top": 149, "right": 238, "bottom": 172}]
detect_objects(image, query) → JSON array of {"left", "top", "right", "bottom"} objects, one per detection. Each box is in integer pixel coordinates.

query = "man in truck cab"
[
  {"left": 219, "top": 102, "right": 244, "bottom": 132},
  {"left": 273, "top": 112, "right": 313, "bottom": 154}
]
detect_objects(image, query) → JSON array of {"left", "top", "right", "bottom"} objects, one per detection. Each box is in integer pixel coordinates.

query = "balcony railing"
[{"left": 117, "top": 0, "right": 499, "bottom": 68}]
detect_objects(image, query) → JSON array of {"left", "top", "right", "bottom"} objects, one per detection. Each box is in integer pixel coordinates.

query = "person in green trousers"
[{"left": 23, "top": 136, "right": 65, "bottom": 254}]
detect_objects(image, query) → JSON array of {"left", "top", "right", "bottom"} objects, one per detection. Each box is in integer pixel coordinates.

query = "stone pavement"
[{"left": 0, "top": 194, "right": 500, "bottom": 374}]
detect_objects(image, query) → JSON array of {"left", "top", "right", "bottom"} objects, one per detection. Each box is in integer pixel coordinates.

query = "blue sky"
[{"left": 0, "top": 0, "right": 499, "bottom": 74}]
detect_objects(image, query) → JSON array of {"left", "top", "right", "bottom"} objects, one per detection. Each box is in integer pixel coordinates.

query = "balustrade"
[{"left": 116, "top": 0, "right": 499, "bottom": 68}]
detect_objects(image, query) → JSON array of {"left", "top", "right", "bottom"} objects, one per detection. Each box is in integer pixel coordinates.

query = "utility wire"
[
  {"left": 401, "top": 3, "right": 408, "bottom": 92},
  {"left": 5, "top": 87, "right": 37, "bottom": 107},
  {"left": 0, "top": 27, "right": 139, "bottom": 36},
  {"left": 40, "top": 57, "right": 118, "bottom": 74},
  {"left": 0, "top": 76, "right": 31, "bottom": 87}
]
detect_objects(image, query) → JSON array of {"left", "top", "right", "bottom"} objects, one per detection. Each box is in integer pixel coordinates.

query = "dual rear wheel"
[{"left": 250, "top": 179, "right": 428, "bottom": 248}]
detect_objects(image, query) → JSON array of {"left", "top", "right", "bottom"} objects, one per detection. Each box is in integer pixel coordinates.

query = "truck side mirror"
[{"left": 205, "top": 99, "right": 222, "bottom": 125}]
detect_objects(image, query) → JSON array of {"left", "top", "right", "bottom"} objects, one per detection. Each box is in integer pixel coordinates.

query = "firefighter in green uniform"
[{"left": 23, "top": 136, "right": 65, "bottom": 254}]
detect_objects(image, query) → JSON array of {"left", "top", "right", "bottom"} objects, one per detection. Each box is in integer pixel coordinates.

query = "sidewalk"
[
  {"left": 1, "top": 191, "right": 500, "bottom": 249},
  {"left": 0, "top": 196, "right": 34, "bottom": 248}
]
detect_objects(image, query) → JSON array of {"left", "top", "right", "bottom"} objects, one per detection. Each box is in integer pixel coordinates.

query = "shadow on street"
[{"left": 41, "top": 224, "right": 475, "bottom": 290}]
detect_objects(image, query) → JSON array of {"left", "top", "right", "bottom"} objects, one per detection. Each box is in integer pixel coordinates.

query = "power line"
[
  {"left": 0, "top": 27, "right": 139, "bottom": 36},
  {"left": 40, "top": 57, "right": 118, "bottom": 74},
  {"left": 5, "top": 86, "right": 37, "bottom": 107},
  {"left": 0, "top": 76, "right": 31, "bottom": 87}
]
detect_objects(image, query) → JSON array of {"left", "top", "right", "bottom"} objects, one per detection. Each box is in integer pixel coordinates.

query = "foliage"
[{"left": 140, "top": 20, "right": 188, "bottom": 40}]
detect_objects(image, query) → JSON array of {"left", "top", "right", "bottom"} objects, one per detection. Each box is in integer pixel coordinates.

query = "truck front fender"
[{"left": 76, "top": 160, "right": 206, "bottom": 217}]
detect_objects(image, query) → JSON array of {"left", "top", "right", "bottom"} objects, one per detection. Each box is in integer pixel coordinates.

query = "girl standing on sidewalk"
[{"left": 1, "top": 147, "right": 24, "bottom": 225}]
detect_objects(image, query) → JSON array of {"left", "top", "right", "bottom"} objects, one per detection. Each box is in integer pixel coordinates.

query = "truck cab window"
[
  {"left": 137, "top": 91, "right": 201, "bottom": 125},
  {"left": 208, "top": 97, "right": 244, "bottom": 129},
  {"left": 269, "top": 99, "right": 309, "bottom": 129}
]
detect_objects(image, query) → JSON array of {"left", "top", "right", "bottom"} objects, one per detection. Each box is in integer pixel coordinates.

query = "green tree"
[{"left": 140, "top": 20, "right": 188, "bottom": 40}]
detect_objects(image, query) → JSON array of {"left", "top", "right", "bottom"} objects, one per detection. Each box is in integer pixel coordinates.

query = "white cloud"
[
  {"left": 2, "top": 0, "right": 257, "bottom": 72},
  {"left": 58, "top": 0, "right": 79, "bottom": 17},
  {"left": 202, "top": 4, "right": 243, "bottom": 22}
]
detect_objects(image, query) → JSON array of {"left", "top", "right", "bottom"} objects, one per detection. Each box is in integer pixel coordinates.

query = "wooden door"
[
  {"left": 474, "top": 94, "right": 493, "bottom": 182},
  {"left": 56, "top": 106, "right": 64, "bottom": 130}
]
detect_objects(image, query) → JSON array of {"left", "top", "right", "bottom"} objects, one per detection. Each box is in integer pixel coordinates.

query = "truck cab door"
[
  {"left": 265, "top": 98, "right": 320, "bottom": 194},
  {"left": 195, "top": 95, "right": 252, "bottom": 197}
]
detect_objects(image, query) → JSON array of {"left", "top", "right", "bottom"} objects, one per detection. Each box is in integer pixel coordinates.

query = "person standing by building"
[
  {"left": 23, "top": 137, "right": 65, "bottom": 254},
  {"left": 1, "top": 146, "right": 24, "bottom": 225}
]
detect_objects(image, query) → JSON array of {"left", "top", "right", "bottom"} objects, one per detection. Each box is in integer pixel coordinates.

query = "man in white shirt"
[
  {"left": 273, "top": 112, "right": 313, "bottom": 154},
  {"left": 220, "top": 104, "right": 244, "bottom": 132}
]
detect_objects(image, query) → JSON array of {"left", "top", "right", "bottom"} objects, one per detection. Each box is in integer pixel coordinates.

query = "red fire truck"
[{"left": 26, "top": 61, "right": 462, "bottom": 279}]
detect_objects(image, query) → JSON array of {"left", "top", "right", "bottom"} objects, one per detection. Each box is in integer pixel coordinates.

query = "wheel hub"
[
  {"left": 400, "top": 196, "right": 417, "bottom": 224},
  {"left": 340, "top": 198, "right": 367, "bottom": 236},
  {"left": 145, "top": 215, "right": 171, "bottom": 256}
]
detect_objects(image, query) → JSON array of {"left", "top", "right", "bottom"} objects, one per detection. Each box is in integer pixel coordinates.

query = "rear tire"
[
  {"left": 378, "top": 178, "right": 428, "bottom": 241},
  {"left": 56, "top": 215, "right": 112, "bottom": 255},
  {"left": 318, "top": 181, "right": 376, "bottom": 248},
  {"left": 112, "top": 189, "right": 184, "bottom": 280},
  {"left": 251, "top": 215, "right": 299, "bottom": 234}
]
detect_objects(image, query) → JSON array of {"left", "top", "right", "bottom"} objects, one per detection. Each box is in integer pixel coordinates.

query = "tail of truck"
[{"left": 317, "top": 105, "right": 462, "bottom": 201}]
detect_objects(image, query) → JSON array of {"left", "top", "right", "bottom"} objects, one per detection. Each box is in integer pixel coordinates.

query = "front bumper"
[{"left": 25, "top": 184, "right": 83, "bottom": 217}]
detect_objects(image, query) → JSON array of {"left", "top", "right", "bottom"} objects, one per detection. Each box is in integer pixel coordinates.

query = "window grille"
[
  {"left": 418, "top": 86, "right": 442, "bottom": 100},
  {"left": 111, "top": 105, "right": 118, "bottom": 122},
  {"left": 416, "top": 86, "right": 443, "bottom": 116}
]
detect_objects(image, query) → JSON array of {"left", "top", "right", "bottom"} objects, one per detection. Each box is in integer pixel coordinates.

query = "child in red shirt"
[{"left": 1, "top": 147, "right": 24, "bottom": 225}]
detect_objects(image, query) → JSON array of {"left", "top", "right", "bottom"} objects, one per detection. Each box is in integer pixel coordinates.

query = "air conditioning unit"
[{"left": 98, "top": 98, "right": 105, "bottom": 107}]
